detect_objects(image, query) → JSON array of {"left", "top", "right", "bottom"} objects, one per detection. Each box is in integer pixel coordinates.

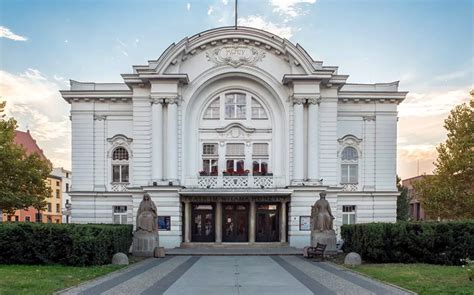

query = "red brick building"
[{"left": 402, "top": 175, "right": 432, "bottom": 221}]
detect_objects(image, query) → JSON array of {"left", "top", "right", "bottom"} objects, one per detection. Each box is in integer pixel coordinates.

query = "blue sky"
[{"left": 1, "top": 0, "right": 473, "bottom": 178}]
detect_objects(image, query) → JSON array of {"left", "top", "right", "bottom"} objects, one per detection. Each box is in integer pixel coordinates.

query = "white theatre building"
[{"left": 61, "top": 27, "right": 407, "bottom": 249}]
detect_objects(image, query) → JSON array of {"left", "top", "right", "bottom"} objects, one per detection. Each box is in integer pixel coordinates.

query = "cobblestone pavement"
[{"left": 59, "top": 256, "right": 413, "bottom": 295}]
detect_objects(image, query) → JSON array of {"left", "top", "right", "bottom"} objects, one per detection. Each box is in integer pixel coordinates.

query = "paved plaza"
[{"left": 60, "top": 256, "right": 411, "bottom": 295}]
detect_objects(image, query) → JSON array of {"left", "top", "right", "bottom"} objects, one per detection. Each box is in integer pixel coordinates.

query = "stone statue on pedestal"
[
  {"left": 136, "top": 193, "right": 157, "bottom": 232},
  {"left": 311, "top": 192, "right": 335, "bottom": 232},
  {"left": 132, "top": 193, "right": 160, "bottom": 257},
  {"left": 310, "top": 192, "right": 337, "bottom": 255}
]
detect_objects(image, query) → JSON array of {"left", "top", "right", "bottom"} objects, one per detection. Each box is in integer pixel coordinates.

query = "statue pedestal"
[
  {"left": 311, "top": 230, "right": 337, "bottom": 255},
  {"left": 132, "top": 230, "right": 159, "bottom": 257}
]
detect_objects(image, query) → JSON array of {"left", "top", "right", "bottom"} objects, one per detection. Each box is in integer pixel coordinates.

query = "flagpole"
[{"left": 235, "top": 0, "right": 238, "bottom": 29}]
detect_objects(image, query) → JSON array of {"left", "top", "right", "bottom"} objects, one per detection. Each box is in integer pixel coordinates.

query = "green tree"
[
  {"left": 396, "top": 175, "right": 410, "bottom": 221},
  {"left": 0, "top": 101, "right": 51, "bottom": 219},
  {"left": 414, "top": 98, "right": 474, "bottom": 220}
]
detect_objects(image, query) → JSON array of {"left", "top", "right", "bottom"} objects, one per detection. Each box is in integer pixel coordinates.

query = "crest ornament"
[{"left": 206, "top": 45, "right": 266, "bottom": 68}]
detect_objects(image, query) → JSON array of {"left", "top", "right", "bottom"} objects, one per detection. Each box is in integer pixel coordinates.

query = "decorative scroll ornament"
[{"left": 206, "top": 45, "right": 266, "bottom": 68}]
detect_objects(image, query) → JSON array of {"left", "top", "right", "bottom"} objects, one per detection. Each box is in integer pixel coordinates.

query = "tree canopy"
[
  {"left": 414, "top": 97, "right": 474, "bottom": 220},
  {"left": 0, "top": 101, "right": 51, "bottom": 217},
  {"left": 396, "top": 175, "right": 410, "bottom": 221}
]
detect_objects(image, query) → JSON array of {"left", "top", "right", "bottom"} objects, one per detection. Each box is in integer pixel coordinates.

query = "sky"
[{"left": 0, "top": 0, "right": 472, "bottom": 180}]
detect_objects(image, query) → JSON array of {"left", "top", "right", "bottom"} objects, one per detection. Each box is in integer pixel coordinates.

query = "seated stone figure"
[
  {"left": 311, "top": 192, "right": 335, "bottom": 232},
  {"left": 136, "top": 193, "right": 157, "bottom": 232}
]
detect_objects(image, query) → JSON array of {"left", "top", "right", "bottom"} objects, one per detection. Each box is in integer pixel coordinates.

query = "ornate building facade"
[{"left": 61, "top": 27, "right": 406, "bottom": 248}]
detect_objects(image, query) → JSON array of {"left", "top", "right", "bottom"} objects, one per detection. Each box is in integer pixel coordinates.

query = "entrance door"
[
  {"left": 256, "top": 203, "right": 279, "bottom": 242},
  {"left": 191, "top": 204, "right": 215, "bottom": 242},
  {"left": 223, "top": 203, "right": 248, "bottom": 242}
]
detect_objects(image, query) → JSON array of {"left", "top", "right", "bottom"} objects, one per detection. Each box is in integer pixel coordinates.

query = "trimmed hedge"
[
  {"left": 341, "top": 221, "right": 474, "bottom": 265},
  {"left": 0, "top": 223, "right": 133, "bottom": 266}
]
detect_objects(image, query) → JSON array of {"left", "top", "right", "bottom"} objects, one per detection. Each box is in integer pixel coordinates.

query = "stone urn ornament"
[
  {"left": 310, "top": 192, "right": 337, "bottom": 255},
  {"left": 132, "top": 193, "right": 160, "bottom": 257}
]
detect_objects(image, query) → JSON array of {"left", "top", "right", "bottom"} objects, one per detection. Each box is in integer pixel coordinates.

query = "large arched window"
[
  {"left": 112, "top": 147, "right": 129, "bottom": 183},
  {"left": 341, "top": 146, "right": 358, "bottom": 184},
  {"left": 203, "top": 98, "right": 220, "bottom": 119}
]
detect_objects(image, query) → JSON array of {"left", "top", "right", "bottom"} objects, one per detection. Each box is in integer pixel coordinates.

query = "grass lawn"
[
  {"left": 351, "top": 263, "right": 473, "bottom": 294},
  {"left": 0, "top": 263, "right": 126, "bottom": 295}
]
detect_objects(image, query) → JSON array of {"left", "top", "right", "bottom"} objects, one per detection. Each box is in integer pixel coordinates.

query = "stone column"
[
  {"left": 151, "top": 98, "right": 163, "bottom": 181},
  {"left": 307, "top": 97, "right": 320, "bottom": 182},
  {"left": 280, "top": 201, "right": 287, "bottom": 243},
  {"left": 184, "top": 201, "right": 191, "bottom": 243},
  {"left": 215, "top": 201, "right": 222, "bottom": 243},
  {"left": 249, "top": 200, "right": 256, "bottom": 243},
  {"left": 292, "top": 98, "right": 305, "bottom": 182},
  {"left": 166, "top": 97, "right": 179, "bottom": 181}
]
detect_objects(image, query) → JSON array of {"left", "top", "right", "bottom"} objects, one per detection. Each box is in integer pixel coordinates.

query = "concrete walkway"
[{"left": 59, "top": 256, "right": 413, "bottom": 295}]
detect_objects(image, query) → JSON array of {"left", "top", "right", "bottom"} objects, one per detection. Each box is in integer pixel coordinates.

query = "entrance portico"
[{"left": 181, "top": 192, "right": 290, "bottom": 245}]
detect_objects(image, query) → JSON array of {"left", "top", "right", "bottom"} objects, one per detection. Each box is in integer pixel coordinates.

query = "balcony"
[{"left": 197, "top": 174, "right": 274, "bottom": 189}]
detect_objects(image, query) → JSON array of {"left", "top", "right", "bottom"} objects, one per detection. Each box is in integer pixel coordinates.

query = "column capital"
[
  {"left": 307, "top": 95, "right": 321, "bottom": 105},
  {"left": 93, "top": 114, "right": 107, "bottom": 121},
  {"left": 164, "top": 96, "right": 180, "bottom": 105},
  {"left": 291, "top": 95, "right": 321, "bottom": 105}
]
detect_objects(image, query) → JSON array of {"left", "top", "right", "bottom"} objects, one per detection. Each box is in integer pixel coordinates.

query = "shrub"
[
  {"left": 341, "top": 221, "right": 474, "bottom": 265},
  {"left": 0, "top": 223, "right": 133, "bottom": 266}
]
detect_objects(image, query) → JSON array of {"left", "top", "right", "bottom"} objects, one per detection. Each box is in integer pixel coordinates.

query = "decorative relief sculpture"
[{"left": 206, "top": 45, "right": 265, "bottom": 68}]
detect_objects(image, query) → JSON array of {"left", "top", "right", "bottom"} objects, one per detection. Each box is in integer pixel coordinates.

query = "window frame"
[
  {"left": 113, "top": 206, "right": 128, "bottom": 224},
  {"left": 340, "top": 146, "right": 359, "bottom": 184},
  {"left": 225, "top": 93, "right": 247, "bottom": 119},
  {"left": 342, "top": 205, "right": 356, "bottom": 225},
  {"left": 111, "top": 147, "right": 130, "bottom": 183}
]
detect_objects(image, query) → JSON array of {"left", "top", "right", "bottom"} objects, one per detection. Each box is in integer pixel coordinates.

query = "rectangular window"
[
  {"left": 226, "top": 143, "right": 245, "bottom": 156},
  {"left": 56, "top": 189, "right": 60, "bottom": 198},
  {"left": 25, "top": 216, "right": 30, "bottom": 222},
  {"left": 112, "top": 165, "right": 129, "bottom": 183},
  {"left": 202, "top": 159, "right": 218, "bottom": 175},
  {"left": 15, "top": 216, "right": 19, "bottom": 222},
  {"left": 113, "top": 206, "right": 128, "bottom": 224},
  {"left": 56, "top": 181, "right": 60, "bottom": 186},
  {"left": 158, "top": 216, "right": 171, "bottom": 231},
  {"left": 56, "top": 204, "right": 60, "bottom": 213},
  {"left": 203, "top": 143, "right": 218, "bottom": 155},
  {"left": 342, "top": 205, "right": 356, "bottom": 225},
  {"left": 226, "top": 159, "right": 245, "bottom": 173},
  {"left": 66, "top": 183, "right": 69, "bottom": 192},
  {"left": 35, "top": 213, "right": 42, "bottom": 223},
  {"left": 252, "top": 143, "right": 268, "bottom": 156},
  {"left": 341, "top": 164, "right": 358, "bottom": 184},
  {"left": 47, "top": 203, "right": 52, "bottom": 212}
]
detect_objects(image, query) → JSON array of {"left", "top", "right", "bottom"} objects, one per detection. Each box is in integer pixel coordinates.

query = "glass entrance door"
[
  {"left": 223, "top": 204, "right": 248, "bottom": 242},
  {"left": 256, "top": 203, "right": 279, "bottom": 242},
  {"left": 191, "top": 204, "right": 215, "bottom": 242}
]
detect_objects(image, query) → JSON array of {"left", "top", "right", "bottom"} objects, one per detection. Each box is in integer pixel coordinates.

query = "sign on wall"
[{"left": 299, "top": 216, "right": 311, "bottom": 231}]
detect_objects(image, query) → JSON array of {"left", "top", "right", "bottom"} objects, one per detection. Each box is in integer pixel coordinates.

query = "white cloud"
[
  {"left": 0, "top": 26, "right": 28, "bottom": 41},
  {"left": 64, "top": 39, "right": 69, "bottom": 43},
  {"left": 222, "top": 0, "right": 228, "bottom": 5},
  {"left": 398, "top": 88, "right": 471, "bottom": 118},
  {"left": 207, "top": 6, "right": 214, "bottom": 15},
  {"left": 187, "top": 2, "right": 191, "bottom": 11},
  {"left": 0, "top": 69, "right": 71, "bottom": 169},
  {"left": 269, "top": 0, "right": 317, "bottom": 18},
  {"left": 238, "top": 15, "right": 294, "bottom": 39}
]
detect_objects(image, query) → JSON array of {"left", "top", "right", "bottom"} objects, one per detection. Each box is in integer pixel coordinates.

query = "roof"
[{"left": 14, "top": 130, "right": 50, "bottom": 163}]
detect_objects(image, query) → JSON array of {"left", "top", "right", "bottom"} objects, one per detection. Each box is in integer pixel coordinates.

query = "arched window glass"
[
  {"left": 251, "top": 98, "right": 268, "bottom": 119},
  {"left": 204, "top": 98, "right": 220, "bottom": 119},
  {"left": 112, "top": 147, "right": 129, "bottom": 183},
  {"left": 225, "top": 93, "right": 246, "bottom": 119},
  {"left": 341, "top": 147, "right": 358, "bottom": 161},
  {"left": 341, "top": 147, "right": 358, "bottom": 184}
]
